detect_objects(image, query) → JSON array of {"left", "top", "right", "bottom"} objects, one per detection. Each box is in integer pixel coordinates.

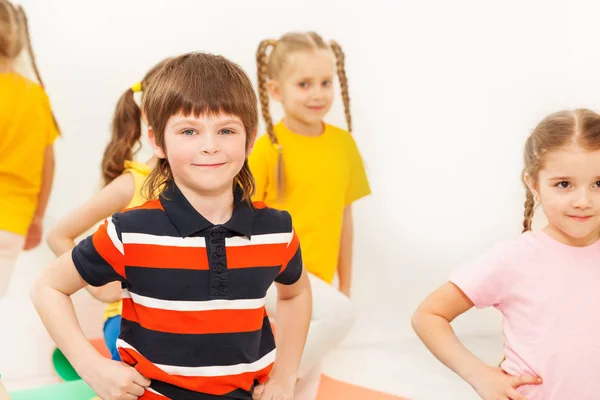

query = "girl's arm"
[
  {"left": 337, "top": 205, "right": 353, "bottom": 297},
  {"left": 30, "top": 252, "right": 150, "bottom": 400},
  {"left": 47, "top": 173, "right": 134, "bottom": 304},
  {"left": 412, "top": 282, "right": 541, "bottom": 400},
  {"left": 47, "top": 172, "right": 134, "bottom": 257},
  {"left": 24, "top": 144, "right": 55, "bottom": 251},
  {"left": 253, "top": 270, "right": 312, "bottom": 400}
]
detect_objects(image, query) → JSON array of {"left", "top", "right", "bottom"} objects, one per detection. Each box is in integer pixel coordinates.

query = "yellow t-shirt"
[
  {"left": 103, "top": 160, "right": 151, "bottom": 321},
  {"left": 0, "top": 73, "right": 59, "bottom": 235},
  {"left": 249, "top": 121, "right": 371, "bottom": 283}
]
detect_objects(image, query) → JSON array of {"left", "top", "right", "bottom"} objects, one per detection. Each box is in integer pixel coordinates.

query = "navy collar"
[{"left": 160, "top": 181, "right": 254, "bottom": 238}]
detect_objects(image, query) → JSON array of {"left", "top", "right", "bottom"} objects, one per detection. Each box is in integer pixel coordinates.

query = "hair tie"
[
  {"left": 131, "top": 82, "right": 143, "bottom": 93},
  {"left": 272, "top": 143, "right": 283, "bottom": 154}
]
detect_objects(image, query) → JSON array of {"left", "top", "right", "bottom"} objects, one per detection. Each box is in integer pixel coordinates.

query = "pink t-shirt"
[{"left": 451, "top": 230, "right": 600, "bottom": 399}]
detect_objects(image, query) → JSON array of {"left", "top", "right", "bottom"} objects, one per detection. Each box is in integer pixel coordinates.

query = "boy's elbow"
[
  {"left": 29, "top": 277, "right": 43, "bottom": 306},
  {"left": 45, "top": 225, "right": 58, "bottom": 246},
  {"left": 30, "top": 272, "right": 57, "bottom": 311},
  {"left": 45, "top": 228, "right": 67, "bottom": 257},
  {"left": 45, "top": 233, "right": 55, "bottom": 252},
  {"left": 29, "top": 265, "right": 53, "bottom": 306}
]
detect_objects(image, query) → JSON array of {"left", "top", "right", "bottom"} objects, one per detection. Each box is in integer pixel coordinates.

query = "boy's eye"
[
  {"left": 182, "top": 129, "right": 195, "bottom": 136},
  {"left": 220, "top": 129, "right": 234, "bottom": 135},
  {"left": 298, "top": 82, "right": 309, "bottom": 88},
  {"left": 322, "top": 80, "right": 332, "bottom": 87},
  {"left": 594, "top": 181, "right": 600, "bottom": 188},
  {"left": 556, "top": 181, "right": 570, "bottom": 189}
]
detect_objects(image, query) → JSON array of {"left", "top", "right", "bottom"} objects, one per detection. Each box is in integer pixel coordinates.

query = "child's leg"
[
  {"left": 0, "top": 376, "right": 10, "bottom": 400},
  {"left": 293, "top": 364, "right": 323, "bottom": 400},
  {"left": 0, "top": 230, "right": 25, "bottom": 299},
  {"left": 266, "top": 273, "right": 355, "bottom": 398},
  {"left": 103, "top": 315, "right": 122, "bottom": 361},
  {"left": 300, "top": 273, "right": 355, "bottom": 375}
]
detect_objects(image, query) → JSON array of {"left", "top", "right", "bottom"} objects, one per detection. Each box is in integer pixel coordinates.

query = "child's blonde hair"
[
  {"left": 142, "top": 53, "right": 258, "bottom": 203},
  {"left": 0, "top": 0, "right": 60, "bottom": 134},
  {"left": 522, "top": 109, "right": 600, "bottom": 232},
  {"left": 256, "top": 32, "right": 350, "bottom": 198}
]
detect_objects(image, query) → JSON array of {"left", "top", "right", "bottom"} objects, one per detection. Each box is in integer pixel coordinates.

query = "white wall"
[{"left": 4, "top": 0, "right": 594, "bottom": 385}]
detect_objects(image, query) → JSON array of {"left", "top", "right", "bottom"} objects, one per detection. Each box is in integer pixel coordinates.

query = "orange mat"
[{"left": 317, "top": 375, "right": 406, "bottom": 400}]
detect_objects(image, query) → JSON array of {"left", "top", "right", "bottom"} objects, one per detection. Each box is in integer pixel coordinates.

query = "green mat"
[{"left": 9, "top": 379, "right": 96, "bottom": 400}]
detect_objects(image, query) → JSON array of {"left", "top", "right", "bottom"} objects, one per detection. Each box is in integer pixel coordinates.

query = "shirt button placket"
[{"left": 207, "top": 226, "right": 229, "bottom": 299}]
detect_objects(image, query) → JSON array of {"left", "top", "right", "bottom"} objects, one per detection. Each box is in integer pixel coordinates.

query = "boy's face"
[{"left": 151, "top": 112, "right": 253, "bottom": 196}]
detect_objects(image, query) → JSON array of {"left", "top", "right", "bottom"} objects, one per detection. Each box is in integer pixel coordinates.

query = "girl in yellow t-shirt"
[
  {"left": 0, "top": 1, "right": 60, "bottom": 300},
  {"left": 46, "top": 59, "right": 168, "bottom": 361},
  {"left": 251, "top": 32, "right": 370, "bottom": 400}
]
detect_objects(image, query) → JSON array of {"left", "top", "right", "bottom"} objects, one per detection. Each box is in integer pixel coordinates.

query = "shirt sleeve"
[
  {"left": 248, "top": 135, "right": 274, "bottom": 202},
  {"left": 71, "top": 213, "right": 126, "bottom": 287},
  {"left": 345, "top": 135, "right": 371, "bottom": 205},
  {"left": 449, "top": 243, "right": 511, "bottom": 309},
  {"left": 275, "top": 212, "right": 303, "bottom": 285}
]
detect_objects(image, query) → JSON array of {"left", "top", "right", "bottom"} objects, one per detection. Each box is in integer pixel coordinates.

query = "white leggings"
[
  {"left": 0, "top": 230, "right": 24, "bottom": 299},
  {"left": 266, "top": 273, "right": 355, "bottom": 400}
]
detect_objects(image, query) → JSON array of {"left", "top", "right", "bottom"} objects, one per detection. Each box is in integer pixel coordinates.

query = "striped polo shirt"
[{"left": 72, "top": 182, "right": 303, "bottom": 400}]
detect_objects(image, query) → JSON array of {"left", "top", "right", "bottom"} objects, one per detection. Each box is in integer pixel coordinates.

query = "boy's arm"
[
  {"left": 85, "top": 282, "right": 122, "bottom": 304},
  {"left": 271, "top": 269, "right": 312, "bottom": 380},
  {"left": 30, "top": 249, "right": 150, "bottom": 399},
  {"left": 254, "top": 269, "right": 311, "bottom": 400},
  {"left": 30, "top": 251, "right": 102, "bottom": 371}
]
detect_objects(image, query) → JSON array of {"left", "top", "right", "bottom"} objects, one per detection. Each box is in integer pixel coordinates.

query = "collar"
[{"left": 160, "top": 181, "right": 254, "bottom": 238}]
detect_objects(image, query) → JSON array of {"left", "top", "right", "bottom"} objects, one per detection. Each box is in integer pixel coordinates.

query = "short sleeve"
[
  {"left": 72, "top": 214, "right": 126, "bottom": 287},
  {"left": 449, "top": 243, "right": 510, "bottom": 309},
  {"left": 40, "top": 90, "right": 59, "bottom": 146},
  {"left": 275, "top": 213, "right": 303, "bottom": 285},
  {"left": 248, "top": 135, "right": 274, "bottom": 202},
  {"left": 345, "top": 135, "right": 371, "bottom": 205}
]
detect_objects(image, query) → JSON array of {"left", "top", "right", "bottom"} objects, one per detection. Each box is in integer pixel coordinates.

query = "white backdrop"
[{"left": 3, "top": 0, "right": 598, "bottom": 385}]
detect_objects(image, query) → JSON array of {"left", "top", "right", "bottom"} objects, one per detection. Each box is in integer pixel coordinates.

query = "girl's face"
[
  {"left": 150, "top": 112, "right": 253, "bottom": 197},
  {"left": 528, "top": 143, "right": 600, "bottom": 246},
  {"left": 269, "top": 49, "right": 335, "bottom": 129}
]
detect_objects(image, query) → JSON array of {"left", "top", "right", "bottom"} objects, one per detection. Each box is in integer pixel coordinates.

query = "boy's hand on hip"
[{"left": 83, "top": 357, "right": 151, "bottom": 400}]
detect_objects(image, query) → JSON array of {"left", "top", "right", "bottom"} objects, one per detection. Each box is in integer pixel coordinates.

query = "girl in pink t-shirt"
[{"left": 412, "top": 109, "right": 600, "bottom": 400}]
